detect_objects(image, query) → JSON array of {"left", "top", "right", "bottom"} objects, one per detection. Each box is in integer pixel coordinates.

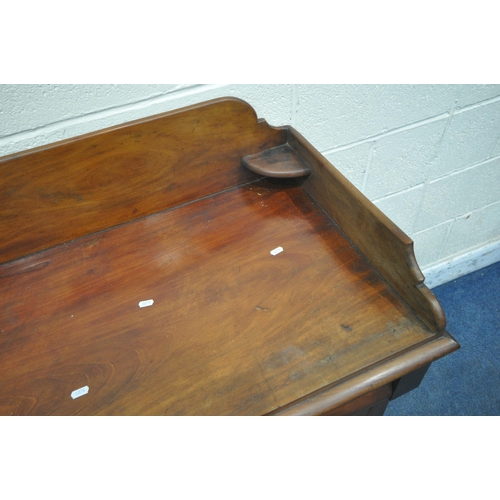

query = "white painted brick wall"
[
  {"left": 294, "top": 85, "right": 456, "bottom": 151},
  {"left": 412, "top": 223, "right": 452, "bottom": 268},
  {"left": 0, "top": 84, "right": 191, "bottom": 136},
  {"left": 324, "top": 143, "right": 371, "bottom": 191},
  {"left": 373, "top": 186, "right": 424, "bottom": 236},
  {"left": 1, "top": 84, "right": 500, "bottom": 286},
  {"left": 366, "top": 120, "right": 446, "bottom": 199},
  {"left": 429, "top": 100, "right": 500, "bottom": 179},
  {"left": 443, "top": 202, "right": 500, "bottom": 256},
  {"left": 415, "top": 157, "right": 500, "bottom": 231}
]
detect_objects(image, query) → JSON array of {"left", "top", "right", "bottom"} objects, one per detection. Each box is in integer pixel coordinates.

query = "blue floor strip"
[{"left": 385, "top": 260, "right": 500, "bottom": 416}]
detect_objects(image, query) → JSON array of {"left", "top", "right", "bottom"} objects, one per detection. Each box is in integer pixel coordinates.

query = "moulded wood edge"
[{"left": 267, "top": 331, "right": 460, "bottom": 416}]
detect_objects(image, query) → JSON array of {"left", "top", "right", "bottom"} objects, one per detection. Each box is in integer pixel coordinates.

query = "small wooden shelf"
[
  {"left": 242, "top": 144, "right": 312, "bottom": 177},
  {"left": 0, "top": 98, "right": 459, "bottom": 415}
]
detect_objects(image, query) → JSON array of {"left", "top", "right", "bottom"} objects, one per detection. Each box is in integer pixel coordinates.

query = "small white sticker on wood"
[
  {"left": 138, "top": 299, "right": 154, "bottom": 308},
  {"left": 71, "top": 386, "right": 89, "bottom": 399},
  {"left": 270, "top": 246, "right": 284, "bottom": 256}
]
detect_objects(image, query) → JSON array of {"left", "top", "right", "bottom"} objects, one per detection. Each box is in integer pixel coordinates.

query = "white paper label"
[
  {"left": 138, "top": 299, "right": 154, "bottom": 308},
  {"left": 71, "top": 386, "right": 89, "bottom": 399},
  {"left": 270, "top": 246, "right": 283, "bottom": 256}
]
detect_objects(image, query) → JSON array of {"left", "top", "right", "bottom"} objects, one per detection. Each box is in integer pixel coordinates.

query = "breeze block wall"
[{"left": 1, "top": 84, "right": 499, "bottom": 287}]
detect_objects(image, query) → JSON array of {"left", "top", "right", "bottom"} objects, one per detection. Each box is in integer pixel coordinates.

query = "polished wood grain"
[
  {"left": 0, "top": 98, "right": 287, "bottom": 265},
  {"left": 288, "top": 127, "right": 446, "bottom": 332},
  {"left": 238, "top": 128, "right": 445, "bottom": 333},
  {"left": 0, "top": 179, "right": 444, "bottom": 415}
]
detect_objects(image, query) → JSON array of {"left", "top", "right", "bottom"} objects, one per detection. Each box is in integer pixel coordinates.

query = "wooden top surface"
[{"left": 0, "top": 178, "right": 437, "bottom": 416}]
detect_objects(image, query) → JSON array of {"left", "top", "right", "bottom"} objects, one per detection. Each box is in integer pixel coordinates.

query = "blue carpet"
[{"left": 385, "top": 260, "right": 500, "bottom": 416}]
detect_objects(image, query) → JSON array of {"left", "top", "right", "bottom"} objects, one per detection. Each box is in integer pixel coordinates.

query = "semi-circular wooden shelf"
[{"left": 242, "top": 144, "right": 312, "bottom": 178}]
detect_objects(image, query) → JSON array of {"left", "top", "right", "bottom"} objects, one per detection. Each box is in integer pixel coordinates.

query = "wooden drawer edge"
[{"left": 267, "top": 331, "right": 459, "bottom": 416}]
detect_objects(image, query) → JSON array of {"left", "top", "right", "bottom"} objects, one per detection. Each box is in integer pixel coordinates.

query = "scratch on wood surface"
[{"left": 0, "top": 260, "right": 51, "bottom": 279}]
